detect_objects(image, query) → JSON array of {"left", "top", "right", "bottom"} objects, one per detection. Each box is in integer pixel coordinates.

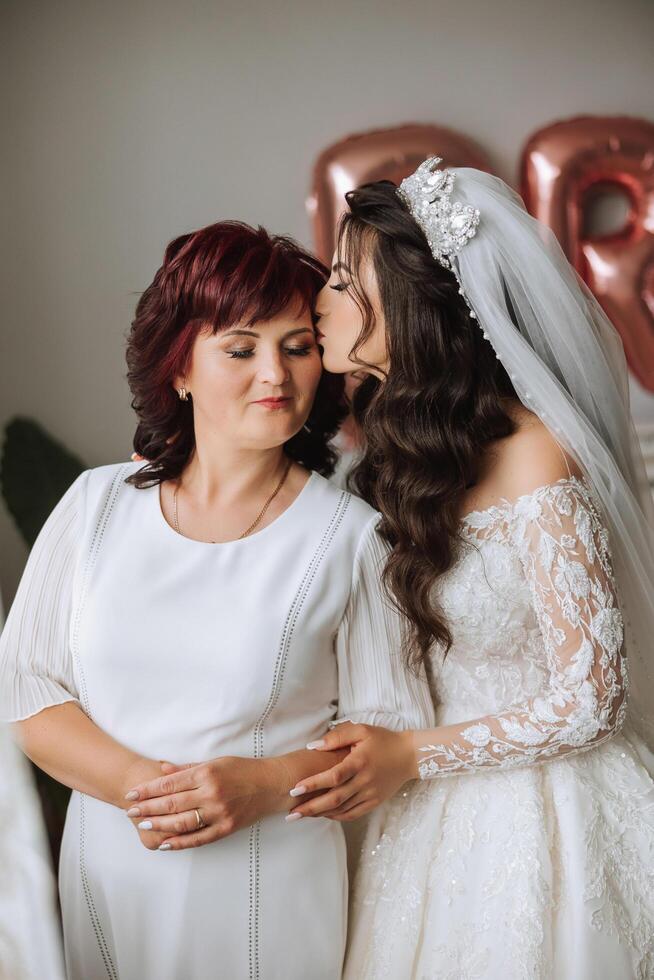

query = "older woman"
[{"left": 0, "top": 221, "right": 434, "bottom": 980}]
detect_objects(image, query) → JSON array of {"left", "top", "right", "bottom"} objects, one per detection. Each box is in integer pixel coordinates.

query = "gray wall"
[{"left": 2, "top": 0, "right": 653, "bottom": 606}]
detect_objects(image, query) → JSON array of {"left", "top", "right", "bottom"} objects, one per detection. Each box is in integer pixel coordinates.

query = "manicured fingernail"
[
  {"left": 138, "top": 820, "right": 153, "bottom": 830},
  {"left": 158, "top": 843, "right": 172, "bottom": 850},
  {"left": 289, "top": 786, "right": 306, "bottom": 797},
  {"left": 125, "top": 790, "right": 139, "bottom": 800},
  {"left": 306, "top": 740, "right": 325, "bottom": 750},
  {"left": 127, "top": 806, "right": 141, "bottom": 817},
  {"left": 285, "top": 812, "right": 303, "bottom": 822}
]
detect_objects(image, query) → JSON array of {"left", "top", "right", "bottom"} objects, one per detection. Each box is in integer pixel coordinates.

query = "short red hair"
[{"left": 126, "top": 220, "right": 346, "bottom": 487}]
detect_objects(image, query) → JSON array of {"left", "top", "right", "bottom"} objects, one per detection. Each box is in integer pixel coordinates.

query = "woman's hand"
[
  {"left": 122, "top": 756, "right": 291, "bottom": 851},
  {"left": 287, "top": 722, "right": 419, "bottom": 823},
  {"left": 120, "top": 757, "right": 177, "bottom": 851}
]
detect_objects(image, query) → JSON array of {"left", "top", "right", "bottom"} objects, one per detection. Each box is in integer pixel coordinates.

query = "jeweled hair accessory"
[{"left": 397, "top": 157, "right": 480, "bottom": 271}]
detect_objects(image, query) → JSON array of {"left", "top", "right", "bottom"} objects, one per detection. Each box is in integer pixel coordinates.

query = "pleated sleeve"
[
  {"left": 0, "top": 471, "right": 89, "bottom": 723},
  {"left": 335, "top": 514, "right": 435, "bottom": 732}
]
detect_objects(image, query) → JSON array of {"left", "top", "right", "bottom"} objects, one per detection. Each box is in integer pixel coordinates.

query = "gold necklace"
[{"left": 171, "top": 457, "right": 293, "bottom": 542}]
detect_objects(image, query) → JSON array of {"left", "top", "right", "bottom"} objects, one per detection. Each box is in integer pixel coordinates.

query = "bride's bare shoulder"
[{"left": 490, "top": 404, "right": 582, "bottom": 500}]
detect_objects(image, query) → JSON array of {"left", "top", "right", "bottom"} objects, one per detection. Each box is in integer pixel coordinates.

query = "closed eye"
[
  {"left": 285, "top": 346, "right": 314, "bottom": 356},
  {"left": 228, "top": 346, "right": 315, "bottom": 359}
]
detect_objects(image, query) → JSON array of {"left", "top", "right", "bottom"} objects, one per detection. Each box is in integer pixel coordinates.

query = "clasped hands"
[
  {"left": 122, "top": 723, "right": 418, "bottom": 852},
  {"left": 122, "top": 755, "right": 289, "bottom": 852}
]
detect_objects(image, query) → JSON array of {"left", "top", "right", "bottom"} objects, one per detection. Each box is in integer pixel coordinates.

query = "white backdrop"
[{"left": 2, "top": 0, "right": 653, "bottom": 603}]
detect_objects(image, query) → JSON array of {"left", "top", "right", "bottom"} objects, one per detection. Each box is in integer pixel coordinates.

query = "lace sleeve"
[{"left": 416, "top": 481, "right": 627, "bottom": 779}]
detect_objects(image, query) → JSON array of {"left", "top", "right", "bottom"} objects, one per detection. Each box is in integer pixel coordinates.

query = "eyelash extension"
[
  {"left": 329, "top": 283, "right": 348, "bottom": 292},
  {"left": 228, "top": 347, "right": 314, "bottom": 359}
]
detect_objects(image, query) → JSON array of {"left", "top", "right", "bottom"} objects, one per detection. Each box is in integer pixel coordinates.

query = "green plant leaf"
[{"left": 0, "top": 417, "right": 85, "bottom": 547}]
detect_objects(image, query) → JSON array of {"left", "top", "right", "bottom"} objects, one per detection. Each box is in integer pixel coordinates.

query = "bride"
[{"left": 286, "top": 159, "right": 654, "bottom": 977}]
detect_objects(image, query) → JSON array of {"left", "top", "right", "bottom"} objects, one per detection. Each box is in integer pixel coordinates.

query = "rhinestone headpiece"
[{"left": 397, "top": 157, "right": 480, "bottom": 270}]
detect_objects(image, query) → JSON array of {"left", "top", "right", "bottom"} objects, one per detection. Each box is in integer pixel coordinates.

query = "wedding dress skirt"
[{"left": 346, "top": 725, "right": 653, "bottom": 979}]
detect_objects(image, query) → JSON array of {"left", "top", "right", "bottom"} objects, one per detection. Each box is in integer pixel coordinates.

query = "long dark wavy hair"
[
  {"left": 125, "top": 220, "right": 346, "bottom": 489},
  {"left": 338, "top": 181, "right": 518, "bottom": 669}
]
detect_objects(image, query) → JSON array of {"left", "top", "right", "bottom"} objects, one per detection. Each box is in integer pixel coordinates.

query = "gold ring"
[{"left": 194, "top": 808, "right": 205, "bottom": 830}]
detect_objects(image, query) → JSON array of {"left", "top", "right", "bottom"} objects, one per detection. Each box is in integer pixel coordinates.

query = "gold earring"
[{"left": 178, "top": 386, "right": 188, "bottom": 401}]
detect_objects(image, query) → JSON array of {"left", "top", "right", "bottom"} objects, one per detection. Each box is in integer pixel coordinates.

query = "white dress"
[
  {"left": 0, "top": 459, "right": 434, "bottom": 980},
  {"left": 344, "top": 477, "right": 654, "bottom": 980}
]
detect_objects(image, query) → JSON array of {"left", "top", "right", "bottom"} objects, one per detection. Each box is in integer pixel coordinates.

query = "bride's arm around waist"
[{"left": 285, "top": 475, "right": 627, "bottom": 816}]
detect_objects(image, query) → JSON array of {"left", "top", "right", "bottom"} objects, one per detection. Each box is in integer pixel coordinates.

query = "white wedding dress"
[{"left": 344, "top": 476, "right": 654, "bottom": 980}]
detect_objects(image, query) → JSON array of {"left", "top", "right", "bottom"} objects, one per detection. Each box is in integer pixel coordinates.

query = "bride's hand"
[
  {"left": 287, "top": 722, "right": 418, "bottom": 823},
  {"left": 123, "top": 757, "right": 286, "bottom": 851}
]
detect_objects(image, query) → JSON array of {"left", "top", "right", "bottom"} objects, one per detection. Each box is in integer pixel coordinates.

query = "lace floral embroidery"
[{"left": 417, "top": 479, "right": 627, "bottom": 779}]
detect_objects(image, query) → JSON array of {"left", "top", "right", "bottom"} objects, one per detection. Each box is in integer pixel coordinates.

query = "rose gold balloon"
[
  {"left": 307, "top": 123, "right": 492, "bottom": 264},
  {"left": 521, "top": 115, "right": 654, "bottom": 391}
]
